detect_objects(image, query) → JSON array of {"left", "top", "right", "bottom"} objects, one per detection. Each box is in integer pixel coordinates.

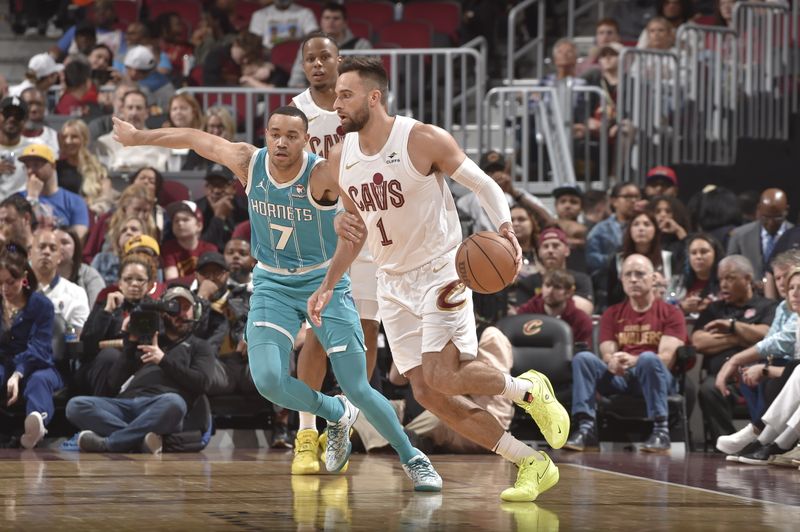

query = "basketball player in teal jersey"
[{"left": 110, "top": 108, "right": 442, "bottom": 491}]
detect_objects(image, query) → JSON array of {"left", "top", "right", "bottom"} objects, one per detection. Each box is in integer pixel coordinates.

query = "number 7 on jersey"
[{"left": 270, "top": 223, "right": 294, "bottom": 250}]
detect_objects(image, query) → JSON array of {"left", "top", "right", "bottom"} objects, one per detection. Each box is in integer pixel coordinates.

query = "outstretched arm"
[{"left": 112, "top": 117, "right": 257, "bottom": 186}]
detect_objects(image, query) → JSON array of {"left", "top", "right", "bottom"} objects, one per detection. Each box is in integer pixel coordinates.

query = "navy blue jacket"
[{"left": 0, "top": 291, "right": 56, "bottom": 376}]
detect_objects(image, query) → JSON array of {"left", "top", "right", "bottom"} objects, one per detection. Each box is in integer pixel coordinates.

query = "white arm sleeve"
[{"left": 450, "top": 157, "right": 511, "bottom": 231}]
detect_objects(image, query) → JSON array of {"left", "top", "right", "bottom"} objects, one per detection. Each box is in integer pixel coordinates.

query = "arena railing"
[
  {"left": 483, "top": 86, "right": 578, "bottom": 194},
  {"left": 615, "top": 48, "right": 681, "bottom": 184},
  {"left": 506, "top": 0, "right": 546, "bottom": 83},
  {"left": 566, "top": 0, "right": 608, "bottom": 38},
  {"left": 340, "top": 43, "right": 486, "bottom": 152},
  {"left": 733, "top": 1, "right": 792, "bottom": 141},
  {"left": 793, "top": 0, "right": 799, "bottom": 113},
  {"left": 675, "top": 24, "right": 738, "bottom": 166}
]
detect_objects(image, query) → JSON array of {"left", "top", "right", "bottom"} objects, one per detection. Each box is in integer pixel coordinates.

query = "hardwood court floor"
[{"left": 1, "top": 449, "right": 799, "bottom": 531}]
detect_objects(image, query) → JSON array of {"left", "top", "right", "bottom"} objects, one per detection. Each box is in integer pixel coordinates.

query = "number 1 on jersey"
[
  {"left": 270, "top": 223, "right": 293, "bottom": 250},
  {"left": 377, "top": 217, "right": 392, "bottom": 246}
]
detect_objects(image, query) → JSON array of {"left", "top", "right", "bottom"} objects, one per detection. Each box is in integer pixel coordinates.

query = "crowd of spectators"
[{"left": 0, "top": 1, "right": 798, "bottom": 468}]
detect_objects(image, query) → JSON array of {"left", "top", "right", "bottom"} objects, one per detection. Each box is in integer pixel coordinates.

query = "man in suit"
[{"left": 727, "top": 189, "right": 791, "bottom": 277}]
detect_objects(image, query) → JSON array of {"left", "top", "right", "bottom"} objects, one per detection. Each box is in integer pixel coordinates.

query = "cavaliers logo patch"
[
  {"left": 523, "top": 319, "right": 543, "bottom": 336},
  {"left": 436, "top": 280, "right": 467, "bottom": 312}
]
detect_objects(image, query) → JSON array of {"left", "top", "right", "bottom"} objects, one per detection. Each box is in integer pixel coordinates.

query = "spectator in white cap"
[
  {"left": 0, "top": 96, "right": 34, "bottom": 201},
  {"left": 123, "top": 46, "right": 157, "bottom": 82},
  {"left": 122, "top": 45, "right": 175, "bottom": 111},
  {"left": 9, "top": 53, "right": 64, "bottom": 98}
]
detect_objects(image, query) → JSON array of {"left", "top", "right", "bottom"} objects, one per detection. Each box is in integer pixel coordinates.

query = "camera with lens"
[{"left": 128, "top": 299, "right": 181, "bottom": 340}]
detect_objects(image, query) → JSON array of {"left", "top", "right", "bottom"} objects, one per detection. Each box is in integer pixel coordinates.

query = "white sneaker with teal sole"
[{"left": 325, "top": 395, "right": 359, "bottom": 472}]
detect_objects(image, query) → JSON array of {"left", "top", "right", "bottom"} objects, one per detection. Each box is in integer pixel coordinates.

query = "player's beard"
[{"left": 342, "top": 101, "right": 369, "bottom": 133}]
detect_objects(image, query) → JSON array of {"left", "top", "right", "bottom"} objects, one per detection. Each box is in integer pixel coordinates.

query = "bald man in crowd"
[{"left": 727, "top": 188, "right": 792, "bottom": 277}]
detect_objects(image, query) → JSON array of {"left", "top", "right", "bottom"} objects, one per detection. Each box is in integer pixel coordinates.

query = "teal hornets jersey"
[{"left": 246, "top": 149, "right": 338, "bottom": 270}]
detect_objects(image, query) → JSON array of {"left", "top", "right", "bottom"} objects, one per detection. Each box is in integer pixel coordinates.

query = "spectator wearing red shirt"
[
  {"left": 564, "top": 254, "right": 687, "bottom": 452},
  {"left": 162, "top": 201, "right": 217, "bottom": 284},
  {"left": 516, "top": 269, "right": 593, "bottom": 348},
  {"left": 55, "top": 60, "right": 98, "bottom": 117}
]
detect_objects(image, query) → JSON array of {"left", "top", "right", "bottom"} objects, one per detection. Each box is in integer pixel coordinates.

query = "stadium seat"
[
  {"left": 378, "top": 20, "right": 433, "bottom": 49},
  {"left": 233, "top": 0, "right": 262, "bottom": 31},
  {"left": 296, "top": 0, "right": 323, "bottom": 23},
  {"left": 347, "top": 1, "right": 396, "bottom": 31},
  {"left": 348, "top": 18, "right": 374, "bottom": 42},
  {"left": 111, "top": 0, "right": 141, "bottom": 28},
  {"left": 147, "top": 0, "right": 202, "bottom": 31},
  {"left": 403, "top": 1, "right": 461, "bottom": 45},
  {"left": 270, "top": 39, "right": 302, "bottom": 76},
  {"left": 159, "top": 179, "right": 191, "bottom": 206}
]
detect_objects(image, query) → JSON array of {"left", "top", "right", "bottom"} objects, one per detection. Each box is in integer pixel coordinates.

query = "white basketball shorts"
[
  {"left": 377, "top": 248, "right": 478, "bottom": 375},
  {"left": 349, "top": 253, "right": 380, "bottom": 322}
]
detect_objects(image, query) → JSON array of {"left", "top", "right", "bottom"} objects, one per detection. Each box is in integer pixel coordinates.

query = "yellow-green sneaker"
[
  {"left": 292, "top": 429, "right": 320, "bottom": 475},
  {"left": 291, "top": 475, "right": 320, "bottom": 525},
  {"left": 500, "top": 452, "right": 560, "bottom": 502},
  {"left": 319, "top": 429, "right": 349, "bottom": 473},
  {"left": 501, "top": 502, "right": 560, "bottom": 531},
  {"left": 515, "top": 370, "right": 570, "bottom": 449}
]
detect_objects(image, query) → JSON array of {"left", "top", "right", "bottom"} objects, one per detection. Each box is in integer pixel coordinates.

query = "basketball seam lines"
[
  {"left": 473, "top": 233, "right": 515, "bottom": 283},
  {"left": 471, "top": 238, "right": 508, "bottom": 286},
  {"left": 464, "top": 250, "right": 488, "bottom": 293}
]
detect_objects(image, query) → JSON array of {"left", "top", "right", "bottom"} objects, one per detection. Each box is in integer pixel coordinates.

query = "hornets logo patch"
[{"left": 436, "top": 280, "right": 467, "bottom": 312}]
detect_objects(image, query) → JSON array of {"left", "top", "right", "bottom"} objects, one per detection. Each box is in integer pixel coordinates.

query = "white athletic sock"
[
  {"left": 500, "top": 374, "right": 528, "bottom": 402},
  {"left": 492, "top": 431, "right": 541, "bottom": 464},
  {"left": 757, "top": 425, "right": 779, "bottom": 445},
  {"left": 774, "top": 426, "right": 799, "bottom": 450},
  {"left": 298, "top": 412, "right": 317, "bottom": 432}
]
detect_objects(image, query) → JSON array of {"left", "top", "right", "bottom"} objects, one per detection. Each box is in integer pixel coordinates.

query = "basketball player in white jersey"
[
  {"left": 308, "top": 57, "right": 570, "bottom": 502},
  {"left": 290, "top": 33, "right": 383, "bottom": 475}
]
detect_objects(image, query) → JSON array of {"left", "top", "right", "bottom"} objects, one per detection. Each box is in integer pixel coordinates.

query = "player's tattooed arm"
[{"left": 112, "top": 117, "right": 256, "bottom": 186}]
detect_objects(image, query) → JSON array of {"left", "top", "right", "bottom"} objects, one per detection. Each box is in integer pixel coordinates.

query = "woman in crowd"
[
  {"left": 640, "top": 16, "right": 677, "bottom": 51},
  {"left": 183, "top": 106, "right": 236, "bottom": 171},
  {"left": 607, "top": 209, "right": 674, "bottom": 306},
  {"left": 638, "top": 0, "right": 696, "bottom": 48},
  {"left": 128, "top": 167, "right": 167, "bottom": 232},
  {"left": 164, "top": 93, "right": 204, "bottom": 130},
  {"left": 677, "top": 233, "right": 723, "bottom": 314},
  {"left": 687, "top": 184, "right": 741, "bottom": 249},
  {"left": 653, "top": 195, "right": 691, "bottom": 263},
  {"left": 55, "top": 227, "right": 106, "bottom": 308},
  {"left": 82, "top": 183, "right": 159, "bottom": 263},
  {"left": 79, "top": 253, "right": 157, "bottom": 396},
  {"left": 0, "top": 243, "right": 62, "bottom": 449},
  {"left": 58, "top": 118, "right": 118, "bottom": 216},
  {"left": 91, "top": 214, "right": 158, "bottom": 286}
]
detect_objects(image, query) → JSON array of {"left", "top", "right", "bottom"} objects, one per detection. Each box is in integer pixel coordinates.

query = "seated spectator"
[
  {"left": 637, "top": 0, "right": 696, "bottom": 49},
  {"left": 8, "top": 53, "right": 63, "bottom": 98},
  {"left": 457, "top": 151, "right": 554, "bottom": 233},
  {"left": 183, "top": 107, "right": 237, "bottom": 171},
  {"left": 552, "top": 185, "right": 588, "bottom": 252},
  {"left": 288, "top": 2, "right": 372, "bottom": 88},
  {"left": 191, "top": 252, "right": 230, "bottom": 354},
  {"left": 54, "top": 0, "right": 124, "bottom": 59},
  {"left": 120, "top": 45, "right": 175, "bottom": 111},
  {"left": 583, "top": 189, "right": 611, "bottom": 233},
  {"left": 55, "top": 60, "right": 99, "bottom": 118},
  {"left": 66, "top": 286, "right": 215, "bottom": 454},
  {"left": 644, "top": 166, "right": 679, "bottom": 199},
  {"left": 79, "top": 252, "right": 158, "bottom": 396},
  {"left": 55, "top": 227, "right": 105, "bottom": 308},
  {"left": 162, "top": 201, "right": 217, "bottom": 283},
  {"left": 224, "top": 238, "right": 254, "bottom": 294},
  {"left": 58, "top": 119, "right": 118, "bottom": 216},
  {"left": 95, "top": 90, "right": 172, "bottom": 172},
  {"left": 31, "top": 227, "right": 90, "bottom": 333},
  {"left": 693, "top": 255, "right": 776, "bottom": 444},
  {"left": 727, "top": 188, "right": 791, "bottom": 278},
  {"left": 606, "top": 210, "right": 673, "bottom": 308},
  {"left": 0, "top": 243, "right": 63, "bottom": 449},
  {"left": 20, "top": 88, "right": 59, "bottom": 157},
  {"left": 0, "top": 195, "right": 35, "bottom": 251},
  {"left": 515, "top": 269, "right": 594, "bottom": 349},
  {"left": 94, "top": 235, "right": 167, "bottom": 305},
  {"left": 91, "top": 213, "right": 158, "bottom": 285},
  {"left": 249, "top": 0, "right": 318, "bottom": 49},
  {"left": 115, "top": 23, "right": 173, "bottom": 79},
  {"left": 87, "top": 44, "right": 115, "bottom": 87},
  {"left": 203, "top": 31, "right": 265, "bottom": 87},
  {"left": 586, "top": 181, "right": 640, "bottom": 308},
  {"left": 88, "top": 80, "right": 139, "bottom": 142},
  {"left": 154, "top": 12, "right": 194, "bottom": 77},
  {"left": 162, "top": 94, "right": 204, "bottom": 170},
  {"left": 652, "top": 195, "right": 690, "bottom": 267},
  {"left": 516, "top": 227, "right": 594, "bottom": 315},
  {"left": 713, "top": 0, "right": 735, "bottom": 28},
  {"left": 18, "top": 144, "right": 90, "bottom": 240},
  {"left": 765, "top": 225, "right": 800, "bottom": 298},
  {"left": 83, "top": 182, "right": 160, "bottom": 263},
  {"left": 196, "top": 166, "right": 248, "bottom": 252},
  {"left": 723, "top": 266, "right": 800, "bottom": 464},
  {"left": 687, "top": 184, "right": 741, "bottom": 250},
  {"left": 190, "top": 7, "right": 237, "bottom": 66},
  {"left": 564, "top": 254, "right": 687, "bottom": 452},
  {"left": 576, "top": 18, "right": 622, "bottom": 76},
  {"left": 677, "top": 233, "right": 723, "bottom": 315},
  {"left": 639, "top": 16, "right": 676, "bottom": 51},
  {"left": 0, "top": 96, "right": 34, "bottom": 202}
]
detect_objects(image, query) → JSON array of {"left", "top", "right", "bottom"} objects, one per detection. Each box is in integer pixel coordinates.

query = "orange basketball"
[{"left": 455, "top": 231, "right": 517, "bottom": 294}]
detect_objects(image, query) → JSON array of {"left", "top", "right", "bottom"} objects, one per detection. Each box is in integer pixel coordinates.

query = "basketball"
[{"left": 455, "top": 231, "right": 517, "bottom": 294}]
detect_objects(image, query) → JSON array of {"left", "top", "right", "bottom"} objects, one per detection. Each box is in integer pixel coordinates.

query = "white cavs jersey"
[
  {"left": 292, "top": 89, "right": 343, "bottom": 158},
  {"left": 338, "top": 116, "right": 462, "bottom": 274}
]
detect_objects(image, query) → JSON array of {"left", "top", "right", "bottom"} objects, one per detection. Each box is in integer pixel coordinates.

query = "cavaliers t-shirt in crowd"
[
  {"left": 599, "top": 298, "right": 687, "bottom": 355},
  {"left": 693, "top": 296, "right": 777, "bottom": 374},
  {"left": 161, "top": 240, "right": 218, "bottom": 279}
]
